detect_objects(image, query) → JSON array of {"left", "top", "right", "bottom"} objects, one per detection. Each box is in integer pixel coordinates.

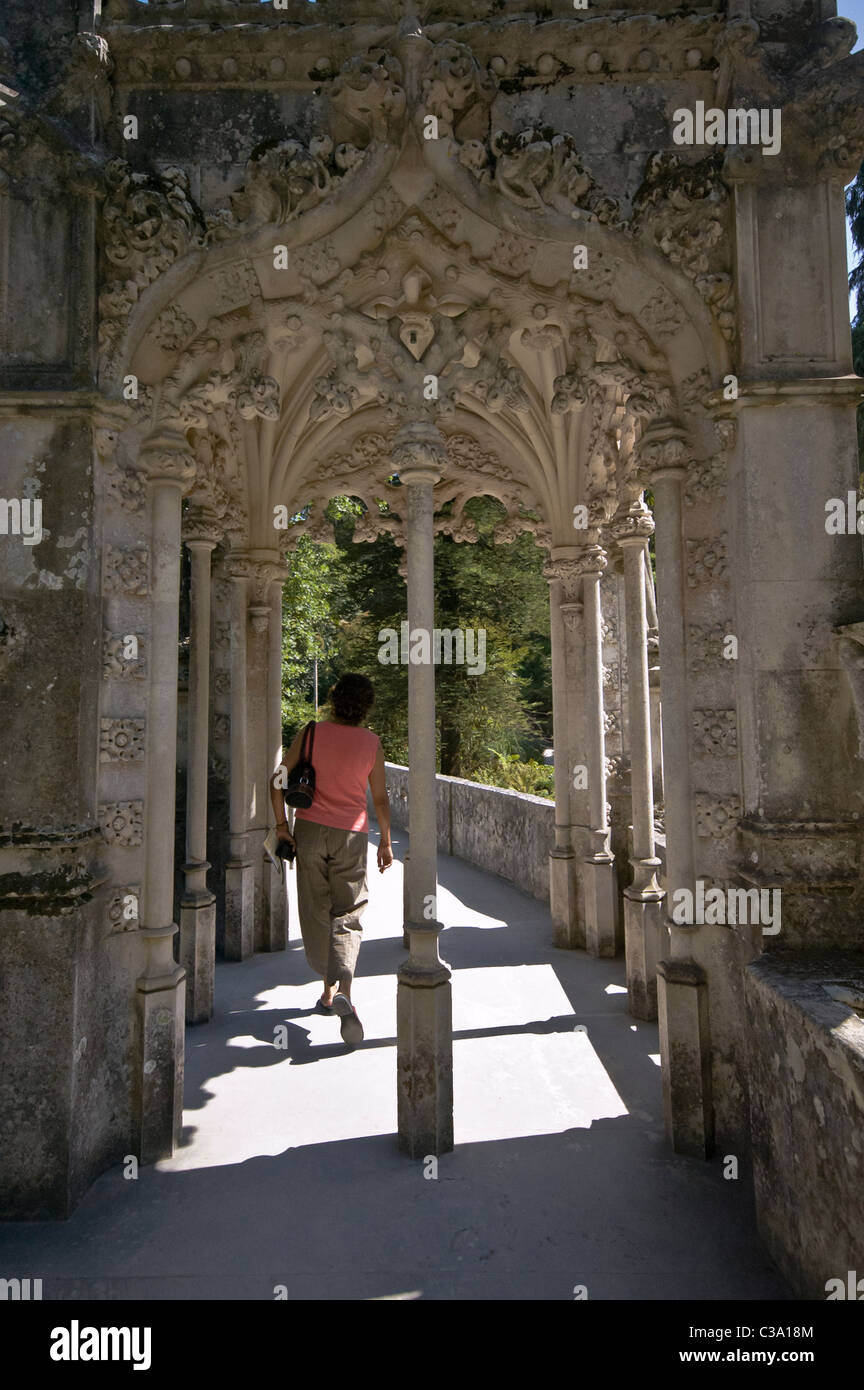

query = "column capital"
[
  {"left": 543, "top": 554, "right": 582, "bottom": 586},
  {"left": 226, "top": 552, "right": 252, "bottom": 581},
  {"left": 571, "top": 544, "right": 607, "bottom": 577},
  {"left": 609, "top": 502, "right": 655, "bottom": 546},
  {"left": 138, "top": 429, "right": 197, "bottom": 491},
  {"left": 392, "top": 419, "right": 446, "bottom": 486},
  {"left": 637, "top": 422, "right": 691, "bottom": 483},
  {"left": 182, "top": 507, "right": 222, "bottom": 549}
]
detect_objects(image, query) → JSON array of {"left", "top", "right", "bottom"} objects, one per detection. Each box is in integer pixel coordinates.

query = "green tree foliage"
[
  {"left": 432, "top": 496, "right": 550, "bottom": 776},
  {"left": 280, "top": 492, "right": 552, "bottom": 784},
  {"left": 280, "top": 535, "right": 334, "bottom": 738}
]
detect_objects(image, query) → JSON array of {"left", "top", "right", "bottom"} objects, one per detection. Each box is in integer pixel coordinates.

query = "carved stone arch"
[
  {"left": 275, "top": 402, "right": 553, "bottom": 551},
  {"left": 104, "top": 134, "right": 729, "bottom": 560},
  {"left": 99, "top": 45, "right": 411, "bottom": 396}
]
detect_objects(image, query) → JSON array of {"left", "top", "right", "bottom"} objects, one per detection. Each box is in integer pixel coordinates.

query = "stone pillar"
[
  {"left": 647, "top": 429, "right": 712, "bottom": 1157},
  {"left": 179, "top": 513, "right": 219, "bottom": 1025},
  {"left": 394, "top": 421, "right": 453, "bottom": 1158},
  {"left": 579, "top": 545, "right": 618, "bottom": 957},
  {"left": 545, "top": 560, "right": 580, "bottom": 946},
  {"left": 224, "top": 557, "right": 254, "bottom": 961},
  {"left": 611, "top": 504, "right": 665, "bottom": 1020},
  {"left": 647, "top": 548, "right": 664, "bottom": 807},
  {"left": 247, "top": 580, "right": 271, "bottom": 953},
  {"left": 133, "top": 432, "right": 194, "bottom": 1164},
  {"left": 261, "top": 573, "right": 288, "bottom": 951}
]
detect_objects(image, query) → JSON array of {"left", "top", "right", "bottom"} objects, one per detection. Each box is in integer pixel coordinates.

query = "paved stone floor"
[{"left": 1, "top": 831, "right": 790, "bottom": 1301}]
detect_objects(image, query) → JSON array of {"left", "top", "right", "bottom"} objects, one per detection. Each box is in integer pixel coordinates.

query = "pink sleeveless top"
[{"left": 293, "top": 721, "right": 379, "bottom": 833}]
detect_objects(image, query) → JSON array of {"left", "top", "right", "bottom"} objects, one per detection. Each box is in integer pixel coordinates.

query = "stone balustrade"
[{"left": 380, "top": 762, "right": 555, "bottom": 904}]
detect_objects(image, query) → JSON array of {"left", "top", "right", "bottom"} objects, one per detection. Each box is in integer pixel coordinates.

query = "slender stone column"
[
  {"left": 578, "top": 545, "right": 618, "bottom": 957},
  {"left": 179, "top": 511, "right": 220, "bottom": 1023},
  {"left": 394, "top": 421, "right": 453, "bottom": 1158},
  {"left": 224, "top": 556, "right": 254, "bottom": 961},
  {"left": 260, "top": 569, "right": 288, "bottom": 952},
  {"left": 645, "top": 427, "right": 712, "bottom": 1157},
  {"left": 544, "top": 554, "right": 583, "bottom": 947},
  {"left": 646, "top": 552, "right": 664, "bottom": 805},
  {"left": 133, "top": 431, "right": 195, "bottom": 1164},
  {"left": 611, "top": 504, "right": 665, "bottom": 1019}
]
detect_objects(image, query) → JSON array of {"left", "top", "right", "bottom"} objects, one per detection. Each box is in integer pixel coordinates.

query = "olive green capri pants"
[{"left": 293, "top": 819, "right": 369, "bottom": 988}]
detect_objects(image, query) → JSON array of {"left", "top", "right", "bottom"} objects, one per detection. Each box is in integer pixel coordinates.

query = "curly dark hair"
[{"left": 328, "top": 672, "right": 375, "bottom": 726}]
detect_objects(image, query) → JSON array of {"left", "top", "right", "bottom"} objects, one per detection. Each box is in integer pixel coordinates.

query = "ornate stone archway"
[{"left": 3, "top": 0, "right": 864, "bottom": 1292}]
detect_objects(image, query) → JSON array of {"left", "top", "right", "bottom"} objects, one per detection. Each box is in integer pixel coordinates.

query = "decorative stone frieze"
[
  {"left": 107, "top": 885, "right": 141, "bottom": 935},
  {"left": 687, "top": 621, "right": 735, "bottom": 677},
  {"left": 686, "top": 535, "right": 728, "bottom": 588},
  {"left": 102, "top": 631, "right": 147, "bottom": 679},
  {"left": 99, "top": 800, "right": 144, "bottom": 847},
  {"left": 103, "top": 546, "right": 149, "bottom": 598},
  {"left": 694, "top": 793, "right": 741, "bottom": 840},
  {"left": 99, "top": 718, "right": 146, "bottom": 762},
  {"left": 685, "top": 455, "right": 727, "bottom": 504},
  {"left": 692, "top": 710, "right": 737, "bottom": 757}
]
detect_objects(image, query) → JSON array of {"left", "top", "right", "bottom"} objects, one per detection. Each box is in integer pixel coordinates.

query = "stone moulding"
[
  {"left": 102, "top": 11, "right": 724, "bottom": 82},
  {"left": 836, "top": 623, "right": 864, "bottom": 760},
  {"left": 0, "top": 825, "right": 107, "bottom": 917},
  {"left": 737, "top": 819, "right": 862, "bottom": 895}
]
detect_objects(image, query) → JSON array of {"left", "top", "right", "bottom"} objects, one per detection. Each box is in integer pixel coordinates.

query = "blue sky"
[{"left": 842, "top": 0, "right": 864, "bottom": 317}]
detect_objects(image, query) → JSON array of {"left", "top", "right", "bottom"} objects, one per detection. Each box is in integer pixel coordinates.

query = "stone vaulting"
[{"left": 0, "top": 0, "right": 863, "bottom": 1299}]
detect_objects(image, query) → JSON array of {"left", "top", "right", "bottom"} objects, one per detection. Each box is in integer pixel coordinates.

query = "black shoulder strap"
[{"left": 303, "top": 720, "right": 316, "bottom": 763}]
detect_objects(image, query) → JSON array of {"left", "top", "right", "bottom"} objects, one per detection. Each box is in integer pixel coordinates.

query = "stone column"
[
  {"left": 224, "top": 556, "right": 254, "bottom": 961},
  {"left": 578, "top": 545, "right": 618, "bottom": 957},
  {"left": 394, "top": 421, "right": 453, "bottom": 1158},
  {"left": 247, "top": 576, "right": 272, "bottom": 953},
  {"left": 646, "top": 555, "right": 664, "bottom": 805},
  {"left": 611, "top": 503, "right": 665, "bottom": 1020},
  {"left": 646, "top": 428, "right": 712, "bottom": 1157},
  {"left": 262, "top": 573, "right": 288, "bottom": 951},
  {"left": 133, "top": 431, "right": 195, "bottom": 1164},
  {"left": 179, "top": 510, "right": 220, "bottom": 1024},
  {"left": 544, "top": 554, "right": 584, "bottom": 947}
]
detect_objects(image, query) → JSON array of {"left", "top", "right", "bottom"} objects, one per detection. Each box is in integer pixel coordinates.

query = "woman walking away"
[{"left": 269, "top": 673, "right": 393, "bottom": 1047}]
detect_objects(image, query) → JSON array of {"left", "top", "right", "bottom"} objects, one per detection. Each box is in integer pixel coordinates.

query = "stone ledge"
[{"left": 744, "top": 949, "right": 864, "bottom": 1298}]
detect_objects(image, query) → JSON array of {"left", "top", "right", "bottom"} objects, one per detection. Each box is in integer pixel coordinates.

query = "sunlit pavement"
[{"left": 0, "top": 830, "right": 789, "bottom": 1301}]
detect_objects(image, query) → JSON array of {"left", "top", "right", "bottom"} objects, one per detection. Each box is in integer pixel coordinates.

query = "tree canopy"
[{"left": 281, "top": 493, "right": 552, "bottom": 793}]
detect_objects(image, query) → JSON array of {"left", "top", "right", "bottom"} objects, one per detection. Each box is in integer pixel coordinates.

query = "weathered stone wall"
[
  {"left": 744, "top": 951, "right": 864, "bottom": 1298},
  {"left": 383, "top": 763, "right": 554, "bottom": 904},
  {"left": 0, "top": 412, "right": 148, "bottom": 1217}
]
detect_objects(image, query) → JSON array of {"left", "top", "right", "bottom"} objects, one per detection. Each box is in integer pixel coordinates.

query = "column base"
[
  {"left": 623, "top": 890, "right": 665, "bottom": 1020},
  {"left": 549, "top": 849, "right": 583, "bottom": 949},
  {"left": 224, "top": 859, "right": 254, "bottom": 961},
  {"left": 179, "top": 893, "right": 216, "bottom": 1025},
  {"left": 583, "top": 855, "right": 619, "bottom": 958},
  {"left": 397, "top": 923, "right": 454, "bottom": 1158},
  {"left": 657, "top": 952, "right": 714, "bottom": 1158},
  {"left": 132, "top": 953, "right": 185, "bottom": 1165}
]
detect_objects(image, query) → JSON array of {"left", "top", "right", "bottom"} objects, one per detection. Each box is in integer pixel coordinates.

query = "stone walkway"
[{"left": 1, "top": 831, "right": 790, "bottom": 1301}]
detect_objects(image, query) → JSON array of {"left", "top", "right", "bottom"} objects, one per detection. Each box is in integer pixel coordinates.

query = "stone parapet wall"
[
  {"left": 744, "top": 952, "right": 864, "bottom": 1298},
  {"left": 381, "top": 763, "right": 554, "bottom": 903}
]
